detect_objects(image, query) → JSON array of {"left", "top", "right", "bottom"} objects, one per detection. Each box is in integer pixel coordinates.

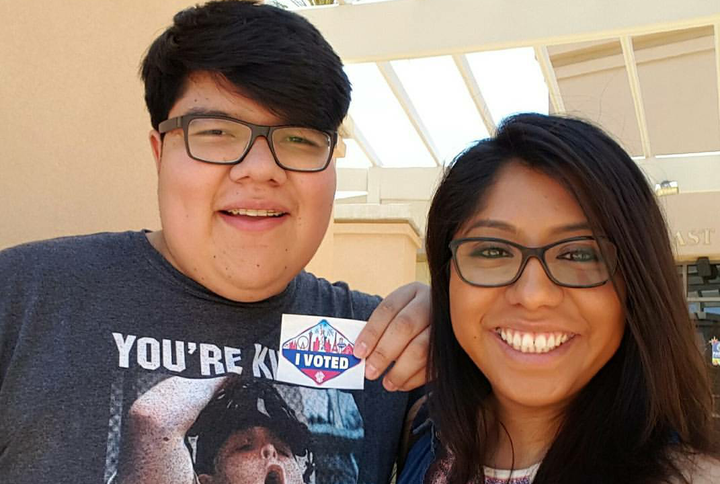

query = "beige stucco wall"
[
  {"left": 306, "top": 219, "right": 422, "bottom": 297},
  {"left": 333, "top": 222, "right": 421, "bottom": 297},
  {"left": 0, "top": 1, "right": 198, "bottom": 250}
]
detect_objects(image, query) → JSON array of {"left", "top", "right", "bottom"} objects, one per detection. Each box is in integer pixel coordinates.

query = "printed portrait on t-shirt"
[{"left": 104, "top": 331, "right": 364, "bottom": 484}]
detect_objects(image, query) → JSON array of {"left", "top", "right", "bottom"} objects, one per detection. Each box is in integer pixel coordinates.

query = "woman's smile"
[{"left": 495, "top": 327, "right": 575, "bottom": 354}]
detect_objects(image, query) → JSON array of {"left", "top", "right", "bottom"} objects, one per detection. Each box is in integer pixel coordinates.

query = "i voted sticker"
[{"left": 276, "top": 314, "right": 366, "bottom": 390}]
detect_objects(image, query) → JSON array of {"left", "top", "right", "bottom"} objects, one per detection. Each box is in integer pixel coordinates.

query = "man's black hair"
[
  {"left": 141, "top": 0, "right": 351, "bottom": 131},
  {"left": 187, "top": 378, "right": 314, "bottom": 482}
]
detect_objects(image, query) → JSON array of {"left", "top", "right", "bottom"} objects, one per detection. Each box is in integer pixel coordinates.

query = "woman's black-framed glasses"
[
  {"left": 158, "top": 114, "right": 338, "bottom": 172},
  {"left": 449, "top": 236, "right": 618, "bottom": 288}
]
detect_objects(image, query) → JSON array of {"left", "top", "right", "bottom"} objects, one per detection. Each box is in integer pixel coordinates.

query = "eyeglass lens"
[
  {"left": 186, "top": 117, "right": 332, "bottom": 170},
  {"left": 454, "top": 238, "right": 616, "bottom": 287}
]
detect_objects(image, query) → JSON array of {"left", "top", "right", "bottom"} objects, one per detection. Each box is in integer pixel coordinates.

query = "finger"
[
  {"left": 364, "top": 303, "right": 428, "bottom": 380},
  {"left": 383, "top": 368, "right": 425, "bottom": 392},
  {"left": 398, "top": 369, "right": 427, "bottom": 392},
  {"left": 380, "top": 329, "right": 429, "bottom": 391},
  {"left": 354, "top": 282, "right": 423, "bottom": 360}
]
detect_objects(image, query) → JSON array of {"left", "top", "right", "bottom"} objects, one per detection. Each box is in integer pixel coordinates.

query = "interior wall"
[{"left": 660, "top": 191, "right": 720, "bottom": 260}]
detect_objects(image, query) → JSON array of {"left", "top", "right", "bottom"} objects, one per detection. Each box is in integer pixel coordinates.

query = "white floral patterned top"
[{"left": 483, "top": 462, "right": 540, "bottom": 484}]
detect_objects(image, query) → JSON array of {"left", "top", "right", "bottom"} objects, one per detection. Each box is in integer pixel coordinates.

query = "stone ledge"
[{"left": 333, "top": 203, "right": 422, "bottom": 238}]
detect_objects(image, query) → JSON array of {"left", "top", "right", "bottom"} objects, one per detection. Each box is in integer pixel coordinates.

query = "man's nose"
[{"left": 228, "top": 136, "right": 287, "bottom": 184}]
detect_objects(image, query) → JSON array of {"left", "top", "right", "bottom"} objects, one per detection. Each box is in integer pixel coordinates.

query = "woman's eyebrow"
[
  {"left": 548, "top": 222, "right": 592, "bottom": 235},
  {"left": 465, "top": 219, "right": 517, "bottom": 233},
  {"left": 465, "top": 220, "right": 591, "bottom": 235}
]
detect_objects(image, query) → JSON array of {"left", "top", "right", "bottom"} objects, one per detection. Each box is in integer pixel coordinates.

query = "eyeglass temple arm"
[{"left": 158, "top": 117, "right": 183, "bottom": 134}]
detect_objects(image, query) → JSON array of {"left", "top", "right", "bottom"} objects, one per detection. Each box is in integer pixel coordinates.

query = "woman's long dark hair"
[{"left": 425, "top": 113, "right": 717, "bottom": 484}]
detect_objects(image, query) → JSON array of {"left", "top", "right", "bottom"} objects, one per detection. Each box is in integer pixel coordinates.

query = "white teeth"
[
  {"left": 498, "top": 328, "right": 573, "bottom": 354},
  {"left": 521, "top": 333, "right": 533, "bottom": 353},
  {"left": 535, "top": 334, "right": 547, "bottom": 352},
  {"left": 227, "top": 208, "right": 284, "bottom": 217}
]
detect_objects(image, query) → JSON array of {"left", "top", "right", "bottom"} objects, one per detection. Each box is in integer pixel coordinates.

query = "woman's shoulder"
[
  {"left": 397, "top": 395, "right": 436, "bottom": 484},
  {"left": 672, "top": 452, "right": 720, "bottom": 483}
]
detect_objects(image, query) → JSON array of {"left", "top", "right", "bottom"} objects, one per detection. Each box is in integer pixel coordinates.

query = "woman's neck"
[{"left": 485, "top": 396, "right": 565, "bottom": 470}]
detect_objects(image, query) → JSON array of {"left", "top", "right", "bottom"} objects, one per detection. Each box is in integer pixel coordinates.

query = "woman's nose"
[{"left": 505, "top": 257, "right": 564, "bottom": 309}]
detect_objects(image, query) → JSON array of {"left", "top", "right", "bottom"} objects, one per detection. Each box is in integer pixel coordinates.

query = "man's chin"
[{"left": 209, "top": 268, "right": 297, "bottom": 303}]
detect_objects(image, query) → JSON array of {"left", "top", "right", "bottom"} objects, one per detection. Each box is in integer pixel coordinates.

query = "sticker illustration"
[{"left": 277, "top": 314, "right": 366, "bottom": 389}]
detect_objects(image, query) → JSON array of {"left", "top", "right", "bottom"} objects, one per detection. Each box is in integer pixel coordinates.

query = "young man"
[{"left": 0, "top": 2, "right": 429, "bottom": 483}]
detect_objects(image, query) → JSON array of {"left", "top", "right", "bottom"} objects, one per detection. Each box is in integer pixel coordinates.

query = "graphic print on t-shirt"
[{"left": 104, "top": 331, "right": 364, "bottom": 484}]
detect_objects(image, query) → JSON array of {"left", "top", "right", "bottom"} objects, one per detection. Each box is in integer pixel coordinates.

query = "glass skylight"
[
  {"left": 344, "top": 63, "right": 436, "bottom": 167},
  {"left": 268, "top": 0, "right": 400, "bottom": 8},
  {"left": 465, "top": 48, "right": 549, "bottom": 124},
  {"left": 391, "top": 55, "right": 490, "bottom": 165},
  {"left": 337, "top": 138, "right": 373, "bottom": 168},
  {"left": 351, "top": 0, "right": 401, "bottom": 4},
  {"left": 267, "top": 0, "right": 335, "bottom": 9}
]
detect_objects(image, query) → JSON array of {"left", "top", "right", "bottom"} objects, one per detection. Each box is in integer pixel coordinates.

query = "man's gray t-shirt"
[{"left": 0, "top": 231, "right": 409, "bottom": 483}]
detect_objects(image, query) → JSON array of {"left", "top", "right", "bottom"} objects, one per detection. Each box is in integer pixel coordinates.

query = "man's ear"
[
  {"left": 198, "top": 474, "right": 215, "bottom": 484},
  {"left": 149, "top": 129, "right": 163, "bottom": 174}
]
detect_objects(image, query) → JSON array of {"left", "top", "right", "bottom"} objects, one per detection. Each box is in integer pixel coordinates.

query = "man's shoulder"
[
  {"left": 0, "top": 231, "right": 144, "bottom": 276},
  {"left": 296, "top": 271, "right": 382, "bottom": 319},
  {"left": 299, "top": 271, "right": 381, "bottom": 301}
]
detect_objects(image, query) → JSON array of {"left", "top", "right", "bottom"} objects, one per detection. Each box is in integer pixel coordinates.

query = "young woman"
[{"left": 400, "top": 114, "right": 719, "bottom": 484}]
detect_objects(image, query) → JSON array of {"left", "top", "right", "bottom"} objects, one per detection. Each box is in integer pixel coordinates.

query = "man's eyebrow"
[{"left": 183, "top": 107, "right": 233, "bottom": 117}]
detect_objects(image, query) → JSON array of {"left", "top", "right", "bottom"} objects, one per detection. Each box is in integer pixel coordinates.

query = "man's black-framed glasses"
[
  {"left": 158, "top": 114, "right": 338, "bottom": 172},
  {"left": 449, "top": 236, "right": 618, "bottom": 288}
]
